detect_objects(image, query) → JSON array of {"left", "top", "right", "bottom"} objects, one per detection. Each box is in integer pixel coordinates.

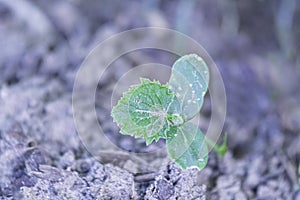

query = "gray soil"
[{"left": 1, "top": 0, "right": 300, "bottom": 199}]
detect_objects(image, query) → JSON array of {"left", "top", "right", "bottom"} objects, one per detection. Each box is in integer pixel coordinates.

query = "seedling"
[
  {"left": 112, "top": 54, "right": 213, "bottom": 170},
  {"left": 205, "top": 133, "right": 228, "bottom": 157}
]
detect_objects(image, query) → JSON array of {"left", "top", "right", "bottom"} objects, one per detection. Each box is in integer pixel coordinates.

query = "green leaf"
[
  {"left": 111, "top": 78, "right": 180, "bottom": 144},
  {"left": 169, "top": 54, "right": 209, "bottom": 121},
  {"left": 145, "top": 125, "right": 177, "bottom": 146},
  {"left": 205, "top": 133, "right": 227, "bottom": 157},
  {"left": 166, "top": 123, "right": 208, "bottom": 170}
]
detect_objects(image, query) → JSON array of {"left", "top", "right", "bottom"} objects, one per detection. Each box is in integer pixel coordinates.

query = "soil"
[{"left": 1, "top": 0, "right": 300, "bottom": 199}]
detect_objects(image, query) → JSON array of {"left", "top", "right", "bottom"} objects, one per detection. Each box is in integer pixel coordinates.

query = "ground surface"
[{"left": 1, "top": 0, "right": 300, "bottom": 199}]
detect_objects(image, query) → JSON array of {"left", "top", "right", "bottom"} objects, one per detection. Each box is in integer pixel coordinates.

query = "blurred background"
[{"left": 1, "top": 0, "right": 300, "bottom": 199}]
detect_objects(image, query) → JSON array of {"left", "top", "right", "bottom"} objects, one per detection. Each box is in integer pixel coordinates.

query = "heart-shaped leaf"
[
  {"left": 166, "top": 122, "right": 208, "bottom": 170},
  {"left": 169, "top": 54, "right": 209, "bottom": 121}
]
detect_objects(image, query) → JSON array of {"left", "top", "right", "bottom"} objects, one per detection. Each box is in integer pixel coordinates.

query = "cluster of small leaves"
[{"left": 112, "top": 54, "right": 211, "bottom": 170}]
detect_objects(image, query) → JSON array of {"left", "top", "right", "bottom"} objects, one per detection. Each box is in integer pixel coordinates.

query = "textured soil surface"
[{"left": 1, "top": 0, "right": 300, "bottom": 199}]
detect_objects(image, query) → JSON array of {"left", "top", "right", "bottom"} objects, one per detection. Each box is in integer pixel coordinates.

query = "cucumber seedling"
[{"left": 112, "top": 54, "right": 217, "bottom": 170}]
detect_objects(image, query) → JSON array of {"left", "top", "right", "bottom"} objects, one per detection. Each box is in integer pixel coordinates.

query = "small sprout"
[
  {"left": 167, "top": 113, "right": 184, "bottom": 126},
  {"left": 111, "top": 54, "right": 221, "bottom": 170},
  {"left": 205, "top": 133, "right": 228, "bottom": 157}
]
